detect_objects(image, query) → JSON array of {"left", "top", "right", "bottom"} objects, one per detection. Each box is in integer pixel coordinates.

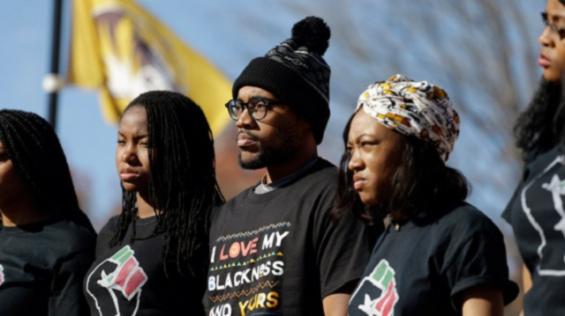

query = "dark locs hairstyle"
[
  {"left": 335, "top": 112, "right": 469, "bottom": 224},
  {"left": 514, "top": 79, "right": 565, "bottom": 163},
  {"left": 0, "top": 109, "right": 94, "bottom": 232},
  {"left": 111, "top": 90, "right": 224, "bottom": 277}
]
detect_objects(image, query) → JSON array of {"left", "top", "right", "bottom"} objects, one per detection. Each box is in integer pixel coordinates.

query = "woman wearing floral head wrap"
[{"left": 337, "top": 75, "right": 518, "bottom": 315}]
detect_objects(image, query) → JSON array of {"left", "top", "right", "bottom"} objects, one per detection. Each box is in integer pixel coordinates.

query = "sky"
[
  {"left": 1, "top": 0, "right": 116, "bottom": 228},
  {"left": 0, "top": 0, "right": 543, "bottom": 231},
  {"left": 0, "top": 0, "right": 289, "bottom": 229}
]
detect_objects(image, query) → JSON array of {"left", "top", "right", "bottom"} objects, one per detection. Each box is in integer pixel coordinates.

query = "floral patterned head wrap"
[{"left": 356, "top": 74, "right": 460, "bottom": 161}]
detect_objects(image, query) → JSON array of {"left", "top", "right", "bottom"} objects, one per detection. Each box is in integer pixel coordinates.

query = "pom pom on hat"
[{"left": 291, "top": 16, "right": 331, "bottom": 55}]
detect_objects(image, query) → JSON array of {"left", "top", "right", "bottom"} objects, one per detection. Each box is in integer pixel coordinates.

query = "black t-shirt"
[
  {"left": 84, "top": 215, "right": 206, "bottom": 316},
  {"left": 0, "top": 219, "right": 96, "bottom": 316},
  {"left": 205, "top": 158, "right": 373, "bottom": 316},
  {"left": 349, "top": 203, "right": 518, "bottom": 316},
  {"left": 503, "top": 144, "right": 565, "bottom": 316}
]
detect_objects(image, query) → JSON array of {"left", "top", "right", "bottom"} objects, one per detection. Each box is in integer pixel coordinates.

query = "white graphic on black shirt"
[
  {"left": 0, "top": 264, "right": 4, "bottom": 286},
  {"left": 542, "top": 174, "right": 565, "bottom": 238},
  {"left": 208, "top": 222, "right": 290, "bottom": 316},
  {"left": 521, "top": 155, "right": 565, "bottom": 276},
  {"left": 351, "top": 259, "right": 398, "bottom": 316},
  {"left": 85, "top": 245, "right": 149, "bottom": 316}
]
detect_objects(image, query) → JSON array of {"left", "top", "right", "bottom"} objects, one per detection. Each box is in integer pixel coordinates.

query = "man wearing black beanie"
[{"left": 205, "top": 16, "right": 372, "bottom": 316}]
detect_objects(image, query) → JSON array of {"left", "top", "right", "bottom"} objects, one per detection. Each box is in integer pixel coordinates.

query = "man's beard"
[
  {"left": 238, "top": 144, "right": 295, "bottom": 169},
  {"left": 237, "top": 129, "right": 302, "bottom": 170}
]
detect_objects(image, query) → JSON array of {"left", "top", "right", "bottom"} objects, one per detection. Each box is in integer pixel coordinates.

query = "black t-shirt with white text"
[
  {"left": 205, "top": 158, "right": 373, "bottom": 316},
  {"left": 84, "top": 216, "right": 206, "bottom": 316},
  {"left": 349, "top": 203, "right": 518, "bottom": 316},
  {"left": 503, "top": 144, "right": 565, "bottom": 316},
  {"left": 0, "top": 219, "right": 96, "bottom": 316}
]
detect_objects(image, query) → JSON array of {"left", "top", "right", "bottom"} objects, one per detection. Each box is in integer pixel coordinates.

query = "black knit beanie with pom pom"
[{"left": 232, "top": 16, "right": 331, "bottom": 144}]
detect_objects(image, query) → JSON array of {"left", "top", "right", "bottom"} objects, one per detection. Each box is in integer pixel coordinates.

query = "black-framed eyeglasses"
[
  {"left": 225, "top": 96, "right": 280, "bottom": 121},
  {"left": 542, "top": 12, "right": 565, "bottom": 40}
]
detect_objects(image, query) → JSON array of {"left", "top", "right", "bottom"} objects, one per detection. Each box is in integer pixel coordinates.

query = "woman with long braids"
[
  {"left": 84, "top": 91, "right": 223, "bottom": 315},
  {"left": 503, "top": 0, "right": 565, "bottom": 314},
  {"left": 0, "top": 109, "right": 96, "bottom": 315},
  {"left": 339, "top": 75, "right": 518, "bottom": 315}
]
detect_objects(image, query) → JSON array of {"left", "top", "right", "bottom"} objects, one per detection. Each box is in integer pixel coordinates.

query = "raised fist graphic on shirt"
[
  {"left": 85, "top": 246, "right": 148, "bottom": 316},
  {"left": 351, "top": 259, "right": 399, "bottom": 316},
  {"left": 522, "top": 156, "right": 565, "bottom": 275}
]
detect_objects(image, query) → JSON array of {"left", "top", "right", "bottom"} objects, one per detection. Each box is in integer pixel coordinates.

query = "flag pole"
[{"left": 46, "top": 0, "right": 63, "bottom": 130}]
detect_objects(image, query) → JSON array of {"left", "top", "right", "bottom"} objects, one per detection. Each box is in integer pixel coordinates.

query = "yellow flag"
[{"left": 67, "top": 0, "right": 231, "bottom": 134}]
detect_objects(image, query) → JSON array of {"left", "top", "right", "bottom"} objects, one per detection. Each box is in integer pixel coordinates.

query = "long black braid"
[
  {"left": 110, "top": 91, "right": 224, "bottom": 277},
  {"left": 0, "top": 109, "right": 94, "bottom": 232},
  {"left": 514, "top": 79, "right": 565, "bottom": 162}
]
